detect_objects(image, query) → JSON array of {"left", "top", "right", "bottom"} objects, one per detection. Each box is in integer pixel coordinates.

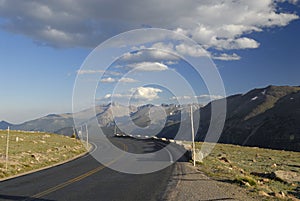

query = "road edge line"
[{"left": 0, "top": 143, "right": 93, "bottom": 182}]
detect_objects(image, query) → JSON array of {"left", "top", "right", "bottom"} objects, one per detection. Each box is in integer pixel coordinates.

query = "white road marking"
[
  {"left": 157, "top": 142, "right": 174, "bottom": 163},
  {"left": 82, "top": 142, "right": 97, "bottom": 158}
]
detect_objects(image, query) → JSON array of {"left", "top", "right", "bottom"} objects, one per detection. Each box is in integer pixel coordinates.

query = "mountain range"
[
  {"left": 1, "top": 85, "right": 299, "bottom": 151},
  {"left": 160, "top": 85, "right": 300, "bottom": 151}
]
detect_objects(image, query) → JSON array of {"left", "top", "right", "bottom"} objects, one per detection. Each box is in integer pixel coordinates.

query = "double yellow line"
[{"left": 24, "top": 142, "right": 128, "bottom": 201}]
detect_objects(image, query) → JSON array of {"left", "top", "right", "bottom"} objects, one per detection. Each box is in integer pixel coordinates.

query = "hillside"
[
  {"left": 0, "top": 130, "right": 86, "bottom": 179},
  {"left": 12, "top": 113, "right": 74, "bottom": 134},
  {"left": 197, "top": 85, "right": 300, "bottom": 151},
  {"left": 1, "top": 85, "right": 300, "bottom": 151},
  {"left": 196, "top": 142, "right": 300, "bottom": 200},
  {"left": 0, "top": 121, "right": 12, "bottom": 130}
]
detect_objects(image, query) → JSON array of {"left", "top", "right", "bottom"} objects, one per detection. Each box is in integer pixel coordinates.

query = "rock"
[
  {"left": 262, "top": 178, "right": 270, "bottom": 183},
  {"left": 219, "top": 156, "right": 231, "bottom": 163},
  {"left": 271, "top": 163, "right": 277, "bottom": 168},
  {"left": 273, "top": 170, "right": 300, "bottom": 184},
  {"left": 258, "top": 191, "right": 270, "bottom": 197},
  {"left": 31, "top": 154, "right": 40, "bottom": 161},
  {"left": 269, "top": 191, "right": 285, "bottom": 198}
]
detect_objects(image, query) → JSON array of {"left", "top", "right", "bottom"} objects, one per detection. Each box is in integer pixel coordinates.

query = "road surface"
[{"left": 0, "top": 137, "right": 186, "bottom": 201}]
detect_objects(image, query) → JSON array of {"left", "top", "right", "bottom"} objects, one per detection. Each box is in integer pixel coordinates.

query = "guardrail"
[{"left": 114, "top": 133, "right": 203, "bottom": 162}]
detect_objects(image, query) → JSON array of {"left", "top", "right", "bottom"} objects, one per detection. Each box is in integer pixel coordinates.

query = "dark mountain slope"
[{"left": 197, "top": 85, "right": 300, "bottom": 151}]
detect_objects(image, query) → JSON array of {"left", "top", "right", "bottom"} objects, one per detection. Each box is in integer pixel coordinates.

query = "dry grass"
[
  {"left": 195, "top": 142, "right": 300, "bottom": 200},
  {"left": 0, "top": 130, "right": 86, "bottom": 179}
]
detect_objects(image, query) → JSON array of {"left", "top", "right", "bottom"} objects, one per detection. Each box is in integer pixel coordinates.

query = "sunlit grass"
[
  {"left": 0, "top": 130, "right": 86, "bottom": 179},
  {"left": 195, "top": 142, "right": 300, "bottom": 200}
]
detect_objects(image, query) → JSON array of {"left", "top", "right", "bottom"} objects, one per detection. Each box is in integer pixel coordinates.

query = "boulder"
[{"left": 273, "top": 170, "right": 300, "bottom": 184}]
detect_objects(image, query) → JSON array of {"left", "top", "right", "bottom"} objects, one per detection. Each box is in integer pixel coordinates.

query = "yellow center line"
[{"left": 23, "top": 141, "right": 128, "bottom": 201}]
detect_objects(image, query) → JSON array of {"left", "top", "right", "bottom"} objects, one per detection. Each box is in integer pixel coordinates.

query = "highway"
[{"left": 0, "top": 137, "right": 187, "bottom": 201}]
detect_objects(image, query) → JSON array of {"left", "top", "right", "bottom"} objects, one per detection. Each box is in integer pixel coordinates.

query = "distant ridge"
[
  {"left": 2, "top": 85, "right": 300, "bottom": 151},
  {"left": 0, "top": 121, "right": 12, "bottom": 130},
  {"left": 198, "top": 85, "right": 300, "bottom": 151}
]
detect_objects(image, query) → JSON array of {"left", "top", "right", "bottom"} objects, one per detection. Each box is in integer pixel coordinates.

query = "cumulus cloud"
[
  {"left": 212, "top": 37, "right": 260, "bottom": 50},
  {"left": 175, "top": 43, "right": 210, "bottom": 57},
  {"left": 119, "top": 77, "right": 138, "bottom": 83},
  {"left": 100, "top": 77, "right": 116, "bottom": 83},
  {"left": 170, "top": 94, "right": 224, "bottom": 103},
  {"left": 100, "top": 77, "right": 138, "bottom": 83},
  {"left": 101, "top": 86, "right": 162, "bottom": 101},
  {"left": 213, "top": 53, "right": 241, "bottom": 61},
  {"left": 103, "top": 93, "right": 131, "bottom": 99},
  {"left": 77, "top": 69, "right": 105, "bottom": 75},
  {"left": 77, "top": 69, "right": 121, "bottom": 76},
  {"left": 121, "top": 49, "right": 178, "bottom": 62},
  {"left": 197, "top": 94, "right": 224, "bottom": 100},
  {"left": 0, "top": 0, "right": 298, "bottom": 52},
  {"left": 127, "top": 62, "right": 169, "bottom": 71},
  {"left": 132, "top": 87, "right": 162, "bottom": 100}
]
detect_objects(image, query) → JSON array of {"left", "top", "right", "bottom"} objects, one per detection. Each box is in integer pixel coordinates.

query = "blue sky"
[{"left": 0, "top": 0, "right": 300, "bottom": 123}]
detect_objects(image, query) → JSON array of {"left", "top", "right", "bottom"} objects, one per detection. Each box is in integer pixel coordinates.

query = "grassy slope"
[
  {"left": 0, "top": 130, "right": 86, "bottom": 179},
  {"left": 196, "top": 142, "right": 300, "bottom": 200}
]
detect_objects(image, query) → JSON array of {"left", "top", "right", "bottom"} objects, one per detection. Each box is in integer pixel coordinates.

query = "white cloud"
[
  {"left": 132, "top": 87, "right": 162, "bottom": 100},
  {"left": 214, "top": 37, "right": 260, "bottom": 50},
  {"left": 100, "top": 77, "right": 138, "bottom": 83},
  {"left": 170, "top": 96, "right": 193, "bottom": 100},
  {"left": 77, "top": 69, "right": 105, "bottom": 75},
  {"left": 171, "top": 94, "right": 224, "bottom": 102},
  {"left": 121, "top": 49, "right": 178, "bottom": 62},
  {"left": 197, "top": 94, "right": 224, "bottom": 100},
  {"left": 103, "top": 93, "right": 131, "bottom": 99},
  {"left": 100, "top": 77, "right": 116, "bottom": 83},
  {"left": 101, "top": 86, "right": 163, "bottom": 101},
  {"left": 119, "top": 77, "right": 138, "bottom": 83},
  {"left": 165, "top": 61, "right": 178, "bottom": 65},
  {"left": 213, "top": 53, "right": 241, "bottom": 61},
  {"left": 77, "top": 69, "right": 121, "bottom": 76},
  {"left": 175, "top": 43, "right": 210, "bottom": 57},
  {"left": 0, "top": 0, "right": 297, "bottom": 52},
  {"left": 127, "top": 62, "right": 169, "bottom": 71}
]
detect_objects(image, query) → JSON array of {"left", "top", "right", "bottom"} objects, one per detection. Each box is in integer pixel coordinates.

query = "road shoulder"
[
  {"left": 0, "top": 146, "right": 90, "bottom": 182},
  {"left": 163, "top": 162, "right": 258, "bottom": 201}
]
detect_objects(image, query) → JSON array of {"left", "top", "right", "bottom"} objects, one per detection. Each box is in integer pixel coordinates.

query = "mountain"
[
  {"left": 196, "top": 85, "right": 300, "bottom": 151},
  {"left": 95, "top": 102, "right": 137, "bottom": 127},
  {"left": 0, "top": 121, "right": 12, "bottom": 130},
  {"left": 12, "top": 113, "right": 74, "bottom": 134},
  {"left": 2, "top": 85, "right": 300, "bottom": 151}
]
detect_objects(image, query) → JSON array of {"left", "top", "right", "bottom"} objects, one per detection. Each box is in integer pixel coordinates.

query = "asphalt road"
[{"left": 0, "top": 137, "right": 186, "bottom": 201}]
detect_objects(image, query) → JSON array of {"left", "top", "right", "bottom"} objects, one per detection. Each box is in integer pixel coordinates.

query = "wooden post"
[
  {"left": 5, "top": 126, "right": 10, "bottom": 171},
  {"left": 85, "top": 124, "right": 89, "bottom": 148},
  {"left": 190, "top": 106, "right": 196, "bottom": 167}
]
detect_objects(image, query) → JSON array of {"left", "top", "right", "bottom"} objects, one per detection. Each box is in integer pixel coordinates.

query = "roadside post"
[
  {"left": 5, "top": 126, "right": 10, "bottom": 171},
  {"left": 85, "top": 124, "right": 89, "bottom": 148},
  {"left": 190, "top": 105, "right": 196, "bottom": 167}
]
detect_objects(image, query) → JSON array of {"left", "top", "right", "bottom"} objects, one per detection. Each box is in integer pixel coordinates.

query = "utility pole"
[
  {"left": 85, "top": 124, "right": 89, "bottom": 148},
  {"left": 5, "top": 126, "right": 10, "bottom": 171},
  {"left": 72, "top": 127, "right": 76, "bottom": 139},
  {"left": 190, "top": 105, "right": 196, "bottom": 167}
]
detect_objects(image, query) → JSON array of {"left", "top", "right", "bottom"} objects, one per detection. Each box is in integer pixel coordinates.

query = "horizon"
[
  {"left": 1, "top": 1, "right": 300, "bottom": 123},
  {"left": 1, "top": 84, "right": 299, "bottom": 125}
]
